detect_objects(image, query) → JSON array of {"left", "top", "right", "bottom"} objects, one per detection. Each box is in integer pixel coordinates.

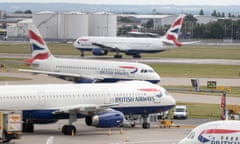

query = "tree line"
[{"left": 183, "top": 14, "right": 240, "bottom": 40}]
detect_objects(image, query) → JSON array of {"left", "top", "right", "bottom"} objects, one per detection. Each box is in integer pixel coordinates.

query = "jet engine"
[
  {"left": 92, "top": 48, "right": 108, "bottom": 56},
  {"left": 85, "top": 111, "right": 124, "bottom": 128}
]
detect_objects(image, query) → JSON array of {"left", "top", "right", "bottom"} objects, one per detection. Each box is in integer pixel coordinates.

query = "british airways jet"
[
  {"left": 73, "top": 15, "right": 194, "bottom": 58},
  {"left": 19, "top": 25, "right": 160, "bottom": 83},
  {"left": 178, "top": 120, "right": 240, "bottom": 144},
  {"left": 0, "top": 81, "right": 176, "bottom": 135}
]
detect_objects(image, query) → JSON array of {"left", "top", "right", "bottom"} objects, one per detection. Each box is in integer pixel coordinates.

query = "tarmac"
[{"left": 16, "top": 119, "right": 206, "bottom": 144}]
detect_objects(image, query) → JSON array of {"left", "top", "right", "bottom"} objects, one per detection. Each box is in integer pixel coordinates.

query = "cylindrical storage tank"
[
  {"left": 7, "top": 24, "right": 18, "bottom": 37},
  {"left": 33, "top": 11, "right": 58, "bottom": 39},
  {"left": 17, "top": 19, "right": 32, "bottom": 38},
  {"left": 58, "top": 12, "right": 88, "bottom": 39},
  {"left": 88, "top": 12, "right": 116, "bottom": 36}
]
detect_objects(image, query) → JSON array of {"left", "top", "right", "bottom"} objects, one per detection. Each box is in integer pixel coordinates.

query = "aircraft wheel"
[
  {"left": 114, "top": 55, "right": 122, "bottom": 59},
  {"left": 133, "top": 54, "right": 141, "bottom": 58},
  {"left": 2, "top": 130, "right": 11, "bottom": 143},
  {"left": 22, "top": 122, "right": 34, "bottom": 133},
  {"left": 142, "top": 123, "right": 150, "bottom": 129},
  {"left": 62, "top": 125, "right": 76, "bottom": 135}
]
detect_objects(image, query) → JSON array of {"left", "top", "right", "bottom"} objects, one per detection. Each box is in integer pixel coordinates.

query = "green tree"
[
  {"left": 211, "top": 10, "right": 217, "bottom": 17},
  {"left": 199, "top": 9, "right": 204, "bottom": 15},
  {"left": 24, "top": 10, "right": 32, "bottom": 14}
]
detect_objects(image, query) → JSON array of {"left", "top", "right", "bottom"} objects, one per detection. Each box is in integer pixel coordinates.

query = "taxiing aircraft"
[
  {"left": 178, "top": 120, "right": 240, "bottom": 144},
  {"left": 73, "top": 15, "right": 193, "bottom": 58},
  {"left": 19, "top": 25, "right": 160, "bottom": 83},
  {"left": 0, "top": 81, "right": 175, "bottom": 135}
]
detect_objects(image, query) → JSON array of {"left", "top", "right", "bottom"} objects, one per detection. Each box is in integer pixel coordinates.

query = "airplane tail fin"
[
  {"left": 163, "top": 15, "right": 185, "bottom": 47},
  {"left": 24, "top": 25, "right": 53, "bottom": 65}
]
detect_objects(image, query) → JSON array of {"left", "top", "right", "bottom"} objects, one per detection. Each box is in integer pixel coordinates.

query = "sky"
[{"left": 0, "top": 0, "right": 239, "bottom": 5}]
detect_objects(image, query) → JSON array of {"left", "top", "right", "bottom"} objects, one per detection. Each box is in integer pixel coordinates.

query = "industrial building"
[{"left": 1, "top": 10, "right": 236, "bottom": 40}]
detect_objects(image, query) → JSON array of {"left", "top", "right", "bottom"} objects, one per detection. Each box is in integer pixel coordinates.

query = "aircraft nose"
[
  {"left": 168, "top": 94, "right": 176, "bottom": 106},
  {"left": 73, "top": 39, "right": 80, "bottom": 48},
  {"left": 149, "top": 73, "right": 161, "bottom": 84}
]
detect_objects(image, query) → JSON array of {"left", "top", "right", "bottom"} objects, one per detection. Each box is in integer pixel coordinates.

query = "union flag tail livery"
[
  {"left": 165, "top": 15, "right": 184, "bottom": 47},
  {"left": 24, "top": 25, "right": 53, "bottom": 65}
]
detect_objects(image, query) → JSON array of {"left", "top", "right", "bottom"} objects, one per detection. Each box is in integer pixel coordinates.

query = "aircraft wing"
[
  {"left": 52, "top": 103, "right": 119, "bottom": 115},
  {"left": 181, "top": 41, "right": 201, "bottom": 45},
  {"left": 162, "top": 40, "right": 200, "bottom": 46},
  {"left": 18, "top": 69, "right": 104, "bottom": 82},
  {"left": 92, "top": 42, "right": 130, "bottom": 52}
]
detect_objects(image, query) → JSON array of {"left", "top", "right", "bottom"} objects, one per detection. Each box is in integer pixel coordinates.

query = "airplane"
[
  {"left": 18, "top": 25, "right": 160, "bottom": 83},
  {"left": 73, "top": 15, "right": 193, "bottom": 58},
  {"left": 0, "top": 81, "right": 176, "bottom": 135},
  {"left": 178, "top": 120, "right": 240, "bottom": 144}
]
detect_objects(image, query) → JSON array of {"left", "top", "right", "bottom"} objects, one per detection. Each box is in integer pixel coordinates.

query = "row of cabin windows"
[
  {"left": 140, "top": 69, "right": 154, "bottom": 73},
  {"left": 56, "top": 65, "right": 155, "bottom": 74},
  {"left": 0, "top": 93, "right": 147, "bottom": 100},
  {"left": 56, "top": 66, "right": 126, "bottom": 73}
]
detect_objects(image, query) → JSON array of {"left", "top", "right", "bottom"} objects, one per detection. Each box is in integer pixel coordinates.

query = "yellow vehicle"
[
  {"left": 227, "top": 105, "right": 240, "bottom": 114},
  {"left": 0, "top": 111, "right": 22, "bottom": 142}
]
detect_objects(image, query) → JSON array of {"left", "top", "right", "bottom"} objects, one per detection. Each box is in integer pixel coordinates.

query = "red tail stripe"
[
  {"left": 172, "top": 18, "right": 183, "bottom": 28},
  {"left": 138, "top": 88, "right": 159, "bottom": 92},
  {"left": 24, "top": 52, "right": 49, "bottom": 65},
  {"left": 119, "top": 66, "right": 137, "bottom": 69},
  {"left": 166, "top": 34, "right": 182, "bottom": 46},
  {"left": 29, "top": 30, "right": 44, "bottom": 45},
  {"left": 201, "top": 129, "right": 240, "bottom": 135}
]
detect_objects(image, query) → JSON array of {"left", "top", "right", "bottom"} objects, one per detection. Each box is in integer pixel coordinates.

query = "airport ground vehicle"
[
  {"left": 173, "top": 105, "right": 188, "bottom": 119},
  {"left": 227, "top": 104, "right": 240, "bottom": 119},
  {"left": 0, "top": 111, "right": 22, "bottom": 142}
]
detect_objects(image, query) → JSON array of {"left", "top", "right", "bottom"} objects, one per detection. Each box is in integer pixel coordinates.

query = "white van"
[{"left": 173, "top": 105, "right": 188, "bottom": 119}]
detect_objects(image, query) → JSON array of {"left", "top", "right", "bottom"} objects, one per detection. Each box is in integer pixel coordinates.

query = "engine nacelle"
[
  {"left": 92, "top": 48, "right": 108, "bottom": 56},
  {"left": 85, "top": 111, "right": 124, "bottom": 128}
]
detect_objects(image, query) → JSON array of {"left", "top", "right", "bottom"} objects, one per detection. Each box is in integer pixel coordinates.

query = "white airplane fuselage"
[
  {"left": 31, "top": 56, "right": 160, "bottom": 83},
  {"left": 178, "top": 120, "right": 240, "bottom": 144},
  {"left": 74, "top": 36, "right": 175, "bottom": 53},
  {"left": 0, "top": 81, "right": 175, "bottom": 116}
]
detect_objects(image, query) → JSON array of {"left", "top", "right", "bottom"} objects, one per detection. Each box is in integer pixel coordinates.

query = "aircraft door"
[
  {"left": 104, "top": 90, "right": 111, "bottom": 104},
  {"left": 38, "top": 91, "right": 46, "bottom": 106},
  {"left": 104, "top": 93, "right": 111, "bottom": 104}
]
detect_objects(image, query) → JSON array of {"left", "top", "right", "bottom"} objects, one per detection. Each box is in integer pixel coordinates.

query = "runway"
[{"left": 16, "top": 119, "right": 207, "bottom": 144}]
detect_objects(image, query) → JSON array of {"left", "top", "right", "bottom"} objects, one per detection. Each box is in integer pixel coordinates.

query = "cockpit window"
[{"left": 140, "top": 69, "right": 154, "bottom": 73}]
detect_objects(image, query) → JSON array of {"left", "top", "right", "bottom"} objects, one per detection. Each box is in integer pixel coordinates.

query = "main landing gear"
[
  {"left": 142, "top": 114, "right": 150, "bottom": 129},
  {"left": 22, "top": 120, "right": 34, "bottom": 133},
  {"left": 132, "top": 54, "right": 141, "bottom": 59},
  {"left": 113, "top": 50, "right": 122, "bottom": 58},
  {"left": 62, "top": 113, "right": 77, "bottom": 135},
  {"left": 80, "top": 50, "right": 84, "bottom": 57}
]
